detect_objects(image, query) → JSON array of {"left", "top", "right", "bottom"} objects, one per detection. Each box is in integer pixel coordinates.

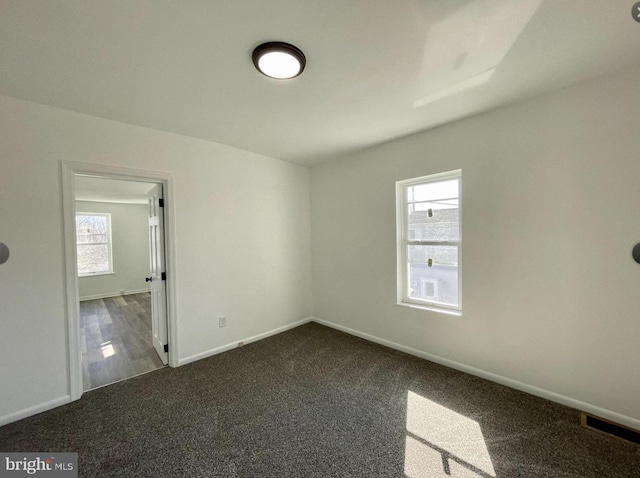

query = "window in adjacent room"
[
  {"left": 396, "top": 170, "right": 461, "bottom": 313},
  {"left": 76, "top": 212, "right": 113, "bottom": 276}
]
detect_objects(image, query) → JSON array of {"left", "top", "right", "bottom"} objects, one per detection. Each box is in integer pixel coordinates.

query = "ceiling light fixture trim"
[{"left": 252, "top": 41, "right": 306, "bottom": 80}]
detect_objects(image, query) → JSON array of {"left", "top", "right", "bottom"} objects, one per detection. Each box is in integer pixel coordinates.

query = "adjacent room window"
[
  {"left": 76, "top": 213, "right": 113, "bottom": 276},
  {"left": 396, "top": 170, "right": 461, "bottom": 313}
]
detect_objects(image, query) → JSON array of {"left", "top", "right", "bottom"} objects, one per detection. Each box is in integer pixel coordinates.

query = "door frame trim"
[{"left": 61, "top": 160, "right": 178, "bottom": 401}]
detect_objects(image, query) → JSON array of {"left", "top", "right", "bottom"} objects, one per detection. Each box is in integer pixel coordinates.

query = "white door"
[{"left": 148, "top": 184, "right": 168, "bottom": 365}]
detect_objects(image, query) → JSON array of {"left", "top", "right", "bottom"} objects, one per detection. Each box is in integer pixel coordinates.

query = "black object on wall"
[
  {"left": 0, "top": 242, "right": 9, "bottom": 264},
  {"left": 633, "top": 243, "right": 640, "bottom": 264}
]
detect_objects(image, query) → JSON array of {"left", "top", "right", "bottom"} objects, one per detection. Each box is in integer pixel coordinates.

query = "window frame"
[
  {"left": 396, "top": 170, "right": 462, "bottom": 314},
  {"left": 75, "top": 212, "right": 114, "bottom": 277}
]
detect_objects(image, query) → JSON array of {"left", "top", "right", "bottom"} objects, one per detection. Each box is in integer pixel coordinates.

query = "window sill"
[
  {"left": 396, "top": 301, "right": 462, "bottom": 317},
  {"left": 78, "top": 271, "right": 115, "bottom": 278}
]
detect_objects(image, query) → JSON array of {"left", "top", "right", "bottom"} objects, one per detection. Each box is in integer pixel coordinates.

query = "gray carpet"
[{"left": 1, "top": 322, "right": 638, "bottom": 477}]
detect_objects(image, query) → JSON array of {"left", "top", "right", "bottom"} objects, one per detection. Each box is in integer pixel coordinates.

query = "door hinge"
[
  {"left": 158, "top": 198, "right": 164, "bottom": 208},
  {"left": 161, "top": 272, "right": 166, "bottom": 281},
  {"left": 164, "top": 343, "right": 169, "bottom": 353}
]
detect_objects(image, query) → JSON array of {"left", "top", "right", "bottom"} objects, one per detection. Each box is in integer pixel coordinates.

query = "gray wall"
[
  {"left": 311, "top": 64, "right": 640, "bottom": 427},
  {"left": 76, "top": 201, "right": 150, "bottom": 300}
]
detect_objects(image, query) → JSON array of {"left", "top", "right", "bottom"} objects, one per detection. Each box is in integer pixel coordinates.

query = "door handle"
[{"left": 145, "top": 277, "right": 152, "bottom": 282}]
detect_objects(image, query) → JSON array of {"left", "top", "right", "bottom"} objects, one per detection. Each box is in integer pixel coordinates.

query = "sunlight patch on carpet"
[{"left": 404, "top": 391, "right": 495, "bottom": 477}]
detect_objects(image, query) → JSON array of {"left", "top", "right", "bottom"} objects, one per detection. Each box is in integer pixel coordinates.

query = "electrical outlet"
[{"left": 218, "top": 316, "right": 227, "bottom": 328}]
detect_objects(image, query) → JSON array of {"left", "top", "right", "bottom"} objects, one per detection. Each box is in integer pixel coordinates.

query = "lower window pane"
[
  {"left": 77, "top": 244, "right": 109, "bottom": 274},
  {"left": 408, "top": 245, "right": 458, "bottom": 307}
]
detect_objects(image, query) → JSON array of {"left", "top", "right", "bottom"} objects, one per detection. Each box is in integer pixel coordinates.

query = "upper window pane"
[
  {"left": 407, "top": 178, "right": 459, "bottom": 242},
  {"left": 408, "top": 206, "right": 459, "bottom": 242},
  {"left": 76, "top": 215, "right": 107, "bottom": 234},
  {"left": 407, "top": 179, "right": 458, "bottom": 203}
]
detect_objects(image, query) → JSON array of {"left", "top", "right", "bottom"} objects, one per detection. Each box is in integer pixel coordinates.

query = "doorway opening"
[
  {"left": 75, "top": 177, "right": 167, "bottom": 390},
  {"left": 62, "top": 162, "right": 176, "bottom": 400}
]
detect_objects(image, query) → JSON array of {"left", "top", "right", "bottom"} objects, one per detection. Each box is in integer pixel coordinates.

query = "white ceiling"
[
  {"left": 0, "top": 1, "right": 638, "bottom": 166},
  {"left": 75, "top": 176, "right": 155, "bottom": 204}
]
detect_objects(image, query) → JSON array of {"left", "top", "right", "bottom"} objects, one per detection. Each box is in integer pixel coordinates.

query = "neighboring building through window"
[
  {"left": 396, "top": 170, "right": 461, "bottom": 312},
  {"left": 76, "top": 213, "right": 113, "bottom": 276}
]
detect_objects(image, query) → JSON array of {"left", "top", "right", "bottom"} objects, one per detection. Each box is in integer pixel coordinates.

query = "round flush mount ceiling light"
[{"left": 252, "top": 42, "right": 306, "bottom": 80}]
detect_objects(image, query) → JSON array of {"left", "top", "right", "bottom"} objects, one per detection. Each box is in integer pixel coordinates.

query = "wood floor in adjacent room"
[{"left": 80, "top": 292, "right": 164, "bottom": 391}]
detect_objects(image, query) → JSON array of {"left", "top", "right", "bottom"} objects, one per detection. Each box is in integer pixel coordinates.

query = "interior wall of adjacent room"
[
  {"left": 310, "top": 64, "right": 640, "bottom": 424},
  {"left": 0, "top": 95, "right": 312, "bottom": 423},
  {"left": 77, "top": 201, "right": 149, "bottom": 300}
]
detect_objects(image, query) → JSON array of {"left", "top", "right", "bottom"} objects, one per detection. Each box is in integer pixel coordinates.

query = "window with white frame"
[
  {"left": 76, "top": 213, "right": 113, "bottom": 276},
  {"left": 397, "top": 170, "right": 461, "bottom": 312}
]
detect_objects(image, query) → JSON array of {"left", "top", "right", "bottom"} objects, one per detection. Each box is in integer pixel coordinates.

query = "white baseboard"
[
  {"left": 3, "top": 318, "right": 313, "bottom": 425},
  {"left": 311, "top": 317, "right": 640, "bottom": 432},
  {"left": 178, "top": 317, "right": 313, "bottom": 366},
  {"left": 6, "top": 318, "right": 638, "bottom": 433},
  {"left": 79, "top": 288, "right": 151, "bottom": 301},
  {"left": 0, "top": 395, "right": 71, "bottom": 427}
]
